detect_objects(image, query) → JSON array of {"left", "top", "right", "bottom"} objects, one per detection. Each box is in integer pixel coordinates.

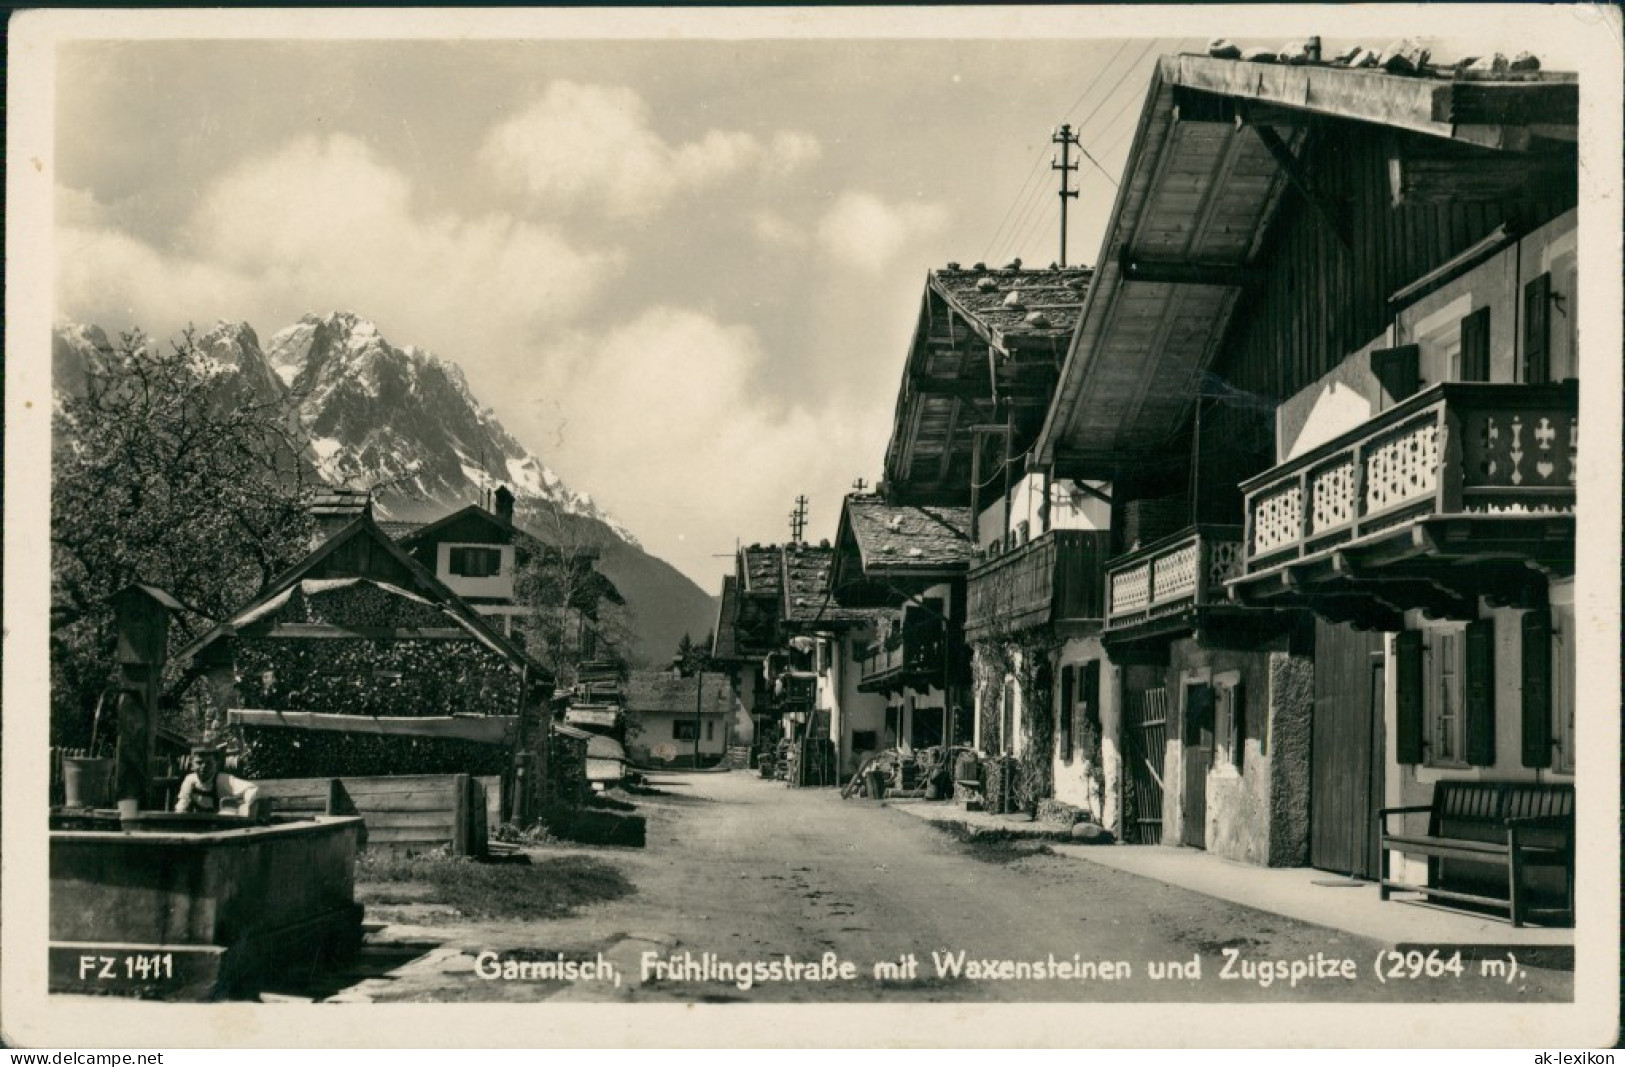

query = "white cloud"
[
  {"left": 479, "top": 81, "right": 820, "bottom": 218},
  {"left": 750, "top": 209, "right": 807, "bottom": 248},
  {"left": 57, "top": 135, "right": 615, "bottom": 369},
  {"left": 520, "top": 306, "right": 877, "bottom": 584},
  {"left": 816, "top": 191, "right": 948, "bottom": 272}
]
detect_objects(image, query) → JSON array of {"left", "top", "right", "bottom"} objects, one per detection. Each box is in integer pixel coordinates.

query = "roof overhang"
[
  {"left": 1035, "top": 55, "right": 1579, "bottom": 478},
  {"left": 1035, "top": 58, "right": 1299, "bottom": 475}
]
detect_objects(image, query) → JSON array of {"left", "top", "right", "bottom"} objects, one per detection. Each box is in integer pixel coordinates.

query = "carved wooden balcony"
[
  {"left": 857, "top": 611, "right": 946, "bottom": 694},
  {"left": 1232, "top": 382, "right": 1577, "bottom": 624},
  {"left": 1104, "top": 525, "right": 1244, "bottom": 635},
  {"left": 964, "top": 529, "right": 1109, "bottom": 641}
]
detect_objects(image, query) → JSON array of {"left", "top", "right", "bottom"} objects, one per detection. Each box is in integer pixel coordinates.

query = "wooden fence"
[{"left": 254, "top": 773, "right": 501, "bottom": 857}]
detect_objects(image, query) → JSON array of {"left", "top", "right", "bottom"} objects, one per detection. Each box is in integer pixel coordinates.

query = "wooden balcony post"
[
  {"left": 1296, "top": 468, "right": 1311, "bottom": 558},
  {"left": 1351, "top": 439, "right": 1367, "bottom": 539},
  {"left": 1195, "top": 531, "right": 1209, "bottom": 607},
  {"left": 1438, "top": 400, "right": 1464, "bottom": 514}
]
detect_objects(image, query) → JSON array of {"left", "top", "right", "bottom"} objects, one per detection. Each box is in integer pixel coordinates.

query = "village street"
[{"left": 317, "top": 770, "right": 1571, "bottom": 1005}]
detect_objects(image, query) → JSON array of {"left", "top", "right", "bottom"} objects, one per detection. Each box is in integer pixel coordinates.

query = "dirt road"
[{"left": 324, "top": 770, "right": 1570, "bottom": 1004}]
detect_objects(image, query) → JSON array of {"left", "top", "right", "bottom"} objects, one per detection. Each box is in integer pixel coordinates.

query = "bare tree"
[{"left": 510, "top": 498, "right": 633, "bottom": 690}]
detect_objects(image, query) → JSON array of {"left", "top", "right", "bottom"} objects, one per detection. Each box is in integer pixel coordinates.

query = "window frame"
[
  {"left": 447, "top": 544, "right": 504, "bottom": 578},
  {"left": 673, "top": 720, "right": 699, "bottom": 741},
  {"left": 1424, "top": 625, "right": 1469, "bottom": 768}
]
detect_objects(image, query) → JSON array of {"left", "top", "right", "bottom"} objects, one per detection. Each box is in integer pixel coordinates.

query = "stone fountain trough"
[{"left": 49, "top": 812, "right": 364, "bottom": 999}]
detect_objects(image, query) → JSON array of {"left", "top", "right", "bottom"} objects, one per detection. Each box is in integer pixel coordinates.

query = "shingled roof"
[
  {"left": 928, "top": 266, "right": 1092, "bottom": 350},
  {"left": 841, "top": 496, "right": 975, "bottom": 577},
  {"left": 739, "top": 544, "right": 783, "bottom": 597},
  {"left": 623, "top": 670, "right": 733, "bottom": 716},
  {"left": 779, "top": 543, "right": 891, "bottom": 628},
  {"left": 711, "top": 575, "right": 741, "bottom": 660}
]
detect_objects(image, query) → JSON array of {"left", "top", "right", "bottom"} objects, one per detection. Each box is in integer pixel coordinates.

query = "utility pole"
[
  {"left": 1052, "top": 124, "right": 1081, "bottom": 268},
  {"left": 694, "top": 670, "right": 703, "bottom": 768},
  {"left": 789, "top": 495, "right": 808, "bottom": 543}
]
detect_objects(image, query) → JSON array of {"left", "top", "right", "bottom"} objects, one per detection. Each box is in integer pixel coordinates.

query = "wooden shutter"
[
  {"left": 1229, "top": 682, "right": 1247, "bottom": 769},
  {"left": 1058, "top": 666, "right": 1075, "bottom": 761},
  {"left": 1371, "top": 344, "right": 1421, "bottom": 406},
  {"left": 1464, "top": 618, "right": 1497, "bottom": 766},
  {"left": 1520, "top": 609, "right": 1553, "bottom": 768},
  {"left": 1523, "top": 272, "right": 1551, "bottom": 384},
  {"left": 1395, "top": 631, "right": 1425, "bottom": 763},
  {"left": 1459, "top": 306, "right": 1491, "bottom": 382}
]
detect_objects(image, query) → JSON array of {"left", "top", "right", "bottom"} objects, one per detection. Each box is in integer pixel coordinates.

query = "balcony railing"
[
  {"left": 1105, "top": 525, "right": 1244, "bottom": 631},
  {"left": 1240, "top": 382, "right": 1578, "bottom": 574},
  {"left": 965, "top": 529, "right": 1110, "bottom": 640},
  {"left": 857, "top": 614, "right": 945, "bottom": 689}
]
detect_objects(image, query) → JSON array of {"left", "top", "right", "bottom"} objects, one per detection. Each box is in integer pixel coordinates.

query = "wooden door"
[
  {"left": 1120, "top": 679, "right": 1168, "bottom": 845},
  {"left": 1310, "top": 620, "right": 1387, "bottom": 878},
  {"left": 1182, "top": 684, "right": 1215, "bottom": 849}
]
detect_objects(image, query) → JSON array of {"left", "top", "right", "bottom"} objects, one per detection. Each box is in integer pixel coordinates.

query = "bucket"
[{"left": 62, "top": 756, "right": 114, "bottom": 809}]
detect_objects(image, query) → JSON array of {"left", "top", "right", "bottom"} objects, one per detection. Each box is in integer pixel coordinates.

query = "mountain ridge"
[{"left": 52, "top": 313, "right": 718, "bottom": 666}]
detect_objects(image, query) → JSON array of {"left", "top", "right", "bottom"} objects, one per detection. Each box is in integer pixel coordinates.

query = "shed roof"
[{"left": 623, "top": 670, "right": 733, "bottom": 716}]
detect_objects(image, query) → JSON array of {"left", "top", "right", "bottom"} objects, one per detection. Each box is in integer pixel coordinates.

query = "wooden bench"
[{"left": 1378, "top": 781, "right": 1574, "bottom": 927}]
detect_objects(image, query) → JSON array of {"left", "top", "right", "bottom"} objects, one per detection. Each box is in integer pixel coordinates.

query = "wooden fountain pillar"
[{"left": 113, "top": 585, "right": 183, "bottom": 809}]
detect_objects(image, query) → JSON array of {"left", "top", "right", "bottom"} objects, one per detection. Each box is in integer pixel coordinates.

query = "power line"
[
  {"left": 982, "top": 143, "right": 1053, "bottom": 262},
  {"left": 1060, "top": 38, "right": 1131, "bottom": 122},
  {"left": 988, "top": 38, "right": 1130, "bottom": 263},
  {"left": 1072, "top": 37, "right": 1163, "bottom": 134},
  {"left": 995, "top": 174, "right": 1055, "bottom": 265}
]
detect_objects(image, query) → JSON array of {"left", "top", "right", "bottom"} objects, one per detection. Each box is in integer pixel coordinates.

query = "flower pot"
[{"left": 62, "top": 756, "right": 115, "bottom": 809}]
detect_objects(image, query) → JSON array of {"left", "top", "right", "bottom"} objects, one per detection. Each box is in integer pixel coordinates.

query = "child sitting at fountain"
[{"left": 175, "top": 743, "right": 260, "bottom": 817}]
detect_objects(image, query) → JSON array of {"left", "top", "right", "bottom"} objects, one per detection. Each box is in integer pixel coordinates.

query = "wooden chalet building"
[
  {"left": 622, "top": 668, "right": 734, "bottom": 768},
  {"left": 845, "top": 264, "right": 1102, "bottom": 809},
  {"left": 715, "top": 540, "right": 891, "bottom": 781},
  {"left": 828, "top": 495, "right": 976, "bottom": 765},
  {"left": 387, "top": 485, "right": 624, "bottom": 662},
  {"left": 1030, "top": 47, "right": 1580, "bottom": 895},
  {"left": 176, "top": 491, "right": 558, "bottom": 825}
]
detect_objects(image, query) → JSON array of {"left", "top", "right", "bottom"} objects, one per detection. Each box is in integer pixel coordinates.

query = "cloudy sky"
[{"left": 49, "top": 13, "right": 1595, "bottom": 591}]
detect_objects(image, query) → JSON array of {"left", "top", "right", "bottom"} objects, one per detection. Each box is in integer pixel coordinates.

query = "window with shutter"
[
  {"left": 1459, "top": 306, "right": 1491, "bottom": 382},
  {"left": 1521, "top": 609, "right": 1553, "bottom": 768},
  {"left": 1463, "top": 618, "right": 1496, "bottom": 767},
  {"left": 1424, "top": 627, "right": 1467, "bottom": 767},
  {"left": 1394, "top": 631, "right": 1425, "bottom": 764},
  {"left": 1523, "top": 272, "right": 1551, "bottom": 384},
  {"left": 1551, "top": 604, "right": 1575, "bottom": 773}
]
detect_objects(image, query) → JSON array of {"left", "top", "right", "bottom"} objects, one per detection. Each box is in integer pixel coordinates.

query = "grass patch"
[
  {"left": 934, "top": 823, "right": 1059, "bottom": 864},
  {"left": 356, "top": 850, "right": 633, "bottom": 921}
]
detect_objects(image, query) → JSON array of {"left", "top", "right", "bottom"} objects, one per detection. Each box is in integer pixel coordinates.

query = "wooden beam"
[
  {"left": 1171, "top": 86, "right": 1310, "bottom": 128},
  {"left": 228, "top": 709, "right": 517, "bottom": 745},
  {"left": 1430, "top": 81, "right": 1578, "bottom": 127},
  {"left": 1388, "top": 149, "right": 1574, "bottom": 206},
  {"left": 1245, "top": 117, "right": 1353, "bottom": 248},
  {"left": 1117, "top": 246, "right": 1261, "bottom": 287},
  {"left": 250, "top": 623, "right": 480, "bottom": 642}
]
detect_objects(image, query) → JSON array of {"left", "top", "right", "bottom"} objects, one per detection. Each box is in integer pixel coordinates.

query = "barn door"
[
  {"left": 1182, "top": 684, "right": 1215, "bottom": 849},
  {"left": 1310, "top": 620, "right": 1387, "bottom": 878},
  {"left": 1120, "top": 679, "right": 1168, "bottom": 845}
]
